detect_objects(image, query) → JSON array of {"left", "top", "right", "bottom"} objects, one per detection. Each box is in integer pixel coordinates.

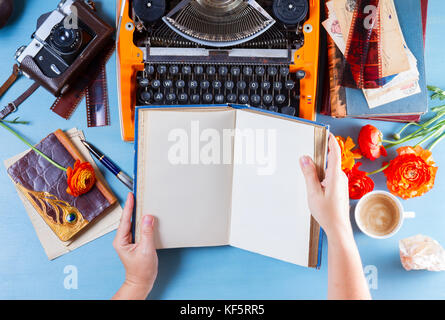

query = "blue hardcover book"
[
  {"left": 345, "top": 0, "right": 427, "bottom": 117},
  {"left": 133, "top": 105, "right": 328, "bottom": 268}
]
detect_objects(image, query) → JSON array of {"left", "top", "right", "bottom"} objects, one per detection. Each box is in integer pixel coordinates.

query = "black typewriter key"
[
  {"left": 268, "top": 67, "right": 278, "bottom": 76},
  {"left": 239, "top": 94, "right": 249, "bottom": 104},
  {"left": 280, "top": 67, "right": 290, "bottom": 77},
  {"left": 261, "top": 81, "right": 271, "bottom": 90},
  {"left": 251, "top": 94, "right": 261, "bottom": 105},
  {"left": 146, "top": 65, "right": 155, "bottom": 74},
  {"left": 281, "top": 106, "right": 296, "bottom": 116},
  {"left": 296, "top": 70, "right": 306, "bottom": 79},
  {"left": 151, "top": 79, "right": 161, "bottom": 89},
  {"left": 189, "top": 80, "right": 198, "bottom": 89},
  {"left": 169, "top": 65, "right": 179, "bottom": 75},
  {"left": 200, "top": 80, "right": 210, "bottom": 90},
  {"left": 140, "top": 90, "right": 151, "bottom": 102},
  {"left": 212, "top": 80, "right": 222, "bottom": 90},
  {"left": 178, "top": 93, "right": 188, "bottom": 103},
  {"left": 219, "top": 66, "right": 228, "bottom": 76},
  {"left": 176, "top": 80, "right": 185, "bottom": 89},
  {"left": 237, "top": 81, "right": 247, "bottom": 90},
  {"left": 269, "top": 106, "right": 279, "bottom": 113},
  {"left": 249, "top": 81, "right": 259, "bottom": 90},
  {"left": 263, "top": 94, "right": 273, "bottom": 105},
  {"left": 166, "top": 93, "right": 177, "bottom": 102},
  {"left": 203, "top": 93, "right": 213, "bottom": 103},
  {"left": 255, "top": 66, "right": 265, "bottom": 76},
  {"left": 163, "top": 79, "right": 173, "bottom": 88},
  {"left": 285, "top": 80, "right": 295, "bottom": 90},
  {"left": 154, "top": 92, "right": 164, "bottom": 102},
  {"left": 231, "top": 67, "right": 241, "bottom": 76},
  {"left": 227, "top": 93, "right": 237, "bottom": 103},
  {"left": 206, "top": 66, "right": 216, "bottom": 75},
  {"left": 225, "top": 81, "right": 235, "bottom": 90},
  {"left": 191, "top": 94, "right": 200, "bottom": 104},
  {"left": 139, "top": 78, "right": 150, "bottom": 88},
  {"left": 273, "top": 82, "right": 283, "bottom": 91},
  {"left": 157, "top": 65, "right": 167, "bottom": 74},
  {"left": 182, "top": 65, "right": 192, "bottom": 75},
  {"left": 194, "top": 66, "right": 204, "bottom": 75},
  {"left": 243, "top": 66, "right": 253, "bottom": 76},
  {"left": 215, "top": 94, "right": 225, "bottom": 104},
  {"left": 275, "top": 94, "right": 286, "bottom": 104}
]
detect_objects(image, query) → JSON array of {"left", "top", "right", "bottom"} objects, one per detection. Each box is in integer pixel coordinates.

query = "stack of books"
[{"left": 321, "top": 0, "right": 428, "bottom": 122}]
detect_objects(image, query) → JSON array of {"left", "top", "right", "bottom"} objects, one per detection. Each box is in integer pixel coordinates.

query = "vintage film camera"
[{"left": 14, "top": 0, "right": 113, "bottom": 96}]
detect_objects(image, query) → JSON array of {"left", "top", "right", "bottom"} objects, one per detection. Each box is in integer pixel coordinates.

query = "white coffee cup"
[{"left": 354, "top": 191, "right": 415, "bottom": 239}]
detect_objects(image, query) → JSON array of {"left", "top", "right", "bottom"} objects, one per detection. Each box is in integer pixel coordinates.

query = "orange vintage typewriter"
[{"left": 117, "top": 0, "right": 321, "bottom": 141}]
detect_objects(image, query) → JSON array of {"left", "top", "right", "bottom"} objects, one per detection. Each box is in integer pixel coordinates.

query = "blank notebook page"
[
  {"left": 136, "top": 109, "right": 235, "bottom": 248},
  {"left": 229, "top": 110, "right": 315, "bottom": 266}
]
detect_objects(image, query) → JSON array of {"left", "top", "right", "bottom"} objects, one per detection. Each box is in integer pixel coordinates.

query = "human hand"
[
  {"left": 300, "top": 134, "right": 352, "bottom": 239},
  {"left": 112, "top": 193, "right": 158, "bottom": 300}
]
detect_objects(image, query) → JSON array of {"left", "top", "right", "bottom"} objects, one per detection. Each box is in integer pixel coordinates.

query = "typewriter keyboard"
[{"left": 136, "top": 63, "right": 305, "bottom": 116}]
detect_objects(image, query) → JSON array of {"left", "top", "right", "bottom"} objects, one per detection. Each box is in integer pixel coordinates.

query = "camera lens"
[{"left": 49, "top": 22, "right": 81, "bottom": 54}]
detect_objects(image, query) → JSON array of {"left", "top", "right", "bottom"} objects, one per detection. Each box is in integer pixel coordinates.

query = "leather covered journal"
[{"left": 7, "top": 130, "right": 117, "bottom": 242}]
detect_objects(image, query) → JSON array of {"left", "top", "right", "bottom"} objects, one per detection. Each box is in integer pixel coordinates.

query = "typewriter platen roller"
[{"left": 117, "top": 0, "right": 320, "bottom": 141}]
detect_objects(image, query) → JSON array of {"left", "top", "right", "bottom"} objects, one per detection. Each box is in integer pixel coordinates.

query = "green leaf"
[{"left": 428, "top": 85, "right": 445, "bottom": 100}]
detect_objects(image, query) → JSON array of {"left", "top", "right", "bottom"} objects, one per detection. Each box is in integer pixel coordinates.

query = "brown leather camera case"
[{"left": 19, "top": 0, "right": 114, "bottom": 97}]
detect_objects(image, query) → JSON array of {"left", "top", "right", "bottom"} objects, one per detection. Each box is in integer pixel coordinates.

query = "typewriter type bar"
[{"left": 117, "top": 0, "right": 320, "bottom": 141}]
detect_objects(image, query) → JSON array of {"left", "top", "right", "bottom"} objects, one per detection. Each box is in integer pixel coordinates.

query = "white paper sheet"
[
  {"left": 136, "top": 110, "right": 235, "bottom": 248},
  {"left": 229, "top": 110, "right": 314, "bottom": 266}
]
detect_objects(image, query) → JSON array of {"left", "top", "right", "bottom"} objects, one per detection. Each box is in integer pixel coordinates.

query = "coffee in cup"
[{"left": 355, "top": 191, "right": 415, "bottom": 239}]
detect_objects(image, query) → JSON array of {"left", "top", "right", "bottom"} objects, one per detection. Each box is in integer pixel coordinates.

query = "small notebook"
[
  {"left": 4, "top": 129, "right": 122, "bottom": 260},
  {"left": 7, "top": 129, "right": 117, "bottom": 242},
  {"left": 134, "top": 105, "right": 329, "bottom": 268}
]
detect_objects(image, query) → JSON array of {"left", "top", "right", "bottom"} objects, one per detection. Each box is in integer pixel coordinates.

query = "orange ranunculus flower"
[
  {"left": 66, "top": 160, "right": 96, "bottom": 197},
  {"left": 345, "top": 162, "right": 375, "bottom": 200},
  {"left": 336, "top": 136, "right": 362, "bottom": 171},
  {"left": 358, "top": 124, "right": 388, "bottom": 161},
  {"left": 384, "top": 146, "right": 438, "bottom": 200}
]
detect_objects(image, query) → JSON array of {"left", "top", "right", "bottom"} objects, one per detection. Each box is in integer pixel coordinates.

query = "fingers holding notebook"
[{"left": 113, "top": 193, "right": 158, "bottom": 300}]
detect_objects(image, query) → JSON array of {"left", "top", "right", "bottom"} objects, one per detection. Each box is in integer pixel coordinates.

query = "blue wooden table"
[{"left": 0, "top": 0, "right": 444, "bottom": 300}]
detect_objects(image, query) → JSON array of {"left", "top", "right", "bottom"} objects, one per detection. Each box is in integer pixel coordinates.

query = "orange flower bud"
[
  {"left": 66, "top": 160, "right": 96, "bottom": 197},
  {"left": 358, "top": 124, "right": 387, "bottom": 161}
]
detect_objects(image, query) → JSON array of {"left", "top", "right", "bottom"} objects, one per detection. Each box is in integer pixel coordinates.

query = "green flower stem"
[
  {"left": 0, "top": 118, "right": 30, "bottom": 125},
  {"left": 429, "top": 132, "right": 445, "bottom": 151},
  {"left": 432, "top": 104, "right": 445, "bottom": 113},
  {"left": 393, "top": 122, "right": 423, "bottom": 140},
  {"left": 0, "top": 121, "right": 67, "bottom": 172},
  {"left": 415, "top": 126, "right": 445, "bottom": 147},
  {"left": 384, "top": 116, "right": 445, "bottom": 148},
  {"left": 385, "top": 133, "right": 424, "bottom": 149},
  {"left": 367, "top": 163, "right": 391, "bottom": 176}
]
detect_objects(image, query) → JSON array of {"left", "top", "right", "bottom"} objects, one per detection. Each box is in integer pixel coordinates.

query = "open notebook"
[{"left": 134, "top": 105, "right": 329, "bottom": 268}]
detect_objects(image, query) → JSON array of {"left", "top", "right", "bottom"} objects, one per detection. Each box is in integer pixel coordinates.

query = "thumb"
[
  {"left": 139, "top": 215, "right": 156, "bottom": 253},
  {"left": 300, "top": 156, "right": 322, "bottom": 198}
]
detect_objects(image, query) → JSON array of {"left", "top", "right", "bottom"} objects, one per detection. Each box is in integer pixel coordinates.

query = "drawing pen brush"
[{"left": 81, "top": 140, "right": 133, "bottom": 191}]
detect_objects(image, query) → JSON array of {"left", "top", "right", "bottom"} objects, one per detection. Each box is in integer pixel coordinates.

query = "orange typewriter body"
[{"left": 117, "top": 0, "right": 321, "bottom": 141}]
